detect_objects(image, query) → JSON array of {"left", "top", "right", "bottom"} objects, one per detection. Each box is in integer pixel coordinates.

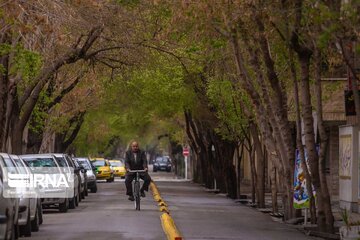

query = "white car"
[
  {"left": 74, "top": 157, "right": 97, "bottom": 193},
  {"left": 72, "top": 157, "right": 87, "bottom": 199},
  {"left": 0, "top": 153, "right": 32, "bottom": 237},
  {"left": 21, "top": 154, "right": 69, "bottom": 213},
  {"left": 0, "top": 153, "right": 20, "bottom": 240},
  {"left": 53, "top": 153, "right": 81, "bottom": 207},
  {"left": 0, "top": 163, "right": 16, "bottom": 240},
  {"left": 11, "top": 154, "right": 43, "bottom": 235}
]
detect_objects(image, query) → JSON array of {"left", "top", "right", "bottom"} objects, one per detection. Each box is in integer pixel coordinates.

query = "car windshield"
[
  {"left": 110, "top": 161, "right": 123, "bottom": 167},
  {"left": 91, "top": 160, "right": 106, "bottom": 167},
  {"left": 22, "top": 157, "right": 59, "bottom": 173},
  {"left": 156, "top": 158, "right": 169, "bottom": 163},
  {"left": 77, "top": 160, "right": 91, "bottom": 170},
  {"left": 23, "top": 157, "right": 57, "bottom": 167}
]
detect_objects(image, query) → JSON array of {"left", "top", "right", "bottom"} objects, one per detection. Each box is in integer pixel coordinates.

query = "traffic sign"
[{"left": 183, "top": 147, "right": 189, "bottom": 156}]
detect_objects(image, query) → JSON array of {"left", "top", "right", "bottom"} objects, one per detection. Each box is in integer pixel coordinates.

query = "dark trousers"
[{"left": 125, "top": 172, "right": 151, "bottom": 196}]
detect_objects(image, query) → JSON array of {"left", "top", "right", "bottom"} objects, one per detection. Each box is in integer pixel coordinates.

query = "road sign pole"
[{"left": 184, "top": 156, "right": 188, "bottom": 180}]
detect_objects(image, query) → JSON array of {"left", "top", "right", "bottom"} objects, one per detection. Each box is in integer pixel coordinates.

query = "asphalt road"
[
  {"left": 28, "top": 168, "right": 313, "bottom": 240},
  {"left": 29, "top": 170, "right": 171, "bottom": 240}
]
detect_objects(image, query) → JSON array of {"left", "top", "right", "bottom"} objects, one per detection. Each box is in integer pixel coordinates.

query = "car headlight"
[{"left": 88, "top": 175, "right": 96, "bottom": 180}]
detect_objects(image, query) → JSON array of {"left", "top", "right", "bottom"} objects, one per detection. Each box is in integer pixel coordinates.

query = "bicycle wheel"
[{"left": 134, "top": 181, "right": 141, "bottom": 211}]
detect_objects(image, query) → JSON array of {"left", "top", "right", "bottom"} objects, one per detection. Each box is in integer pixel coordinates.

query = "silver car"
[
  {"left": 74, "top": 157, "right": 97, "bottom": 193},
  {"left": 72, "top": 157, "right": 87, "bottom": 199},
  {"left": 21, "top": 154, "right": 69, "bottom": 213},
  {"left": 0, "top": 153, "right": 32, "bottom": 237},
  {"left": 53, "top": 153, "right": 80, "bottom": 208},
  {"left": 11, "top": 154, "right": 42, "bottom": 235},
  {"left": 0, "top": 160, "right": 17, "bottom": 240},
  {"left": 0, "top": 153, "right": 20, "bottom": 240}
]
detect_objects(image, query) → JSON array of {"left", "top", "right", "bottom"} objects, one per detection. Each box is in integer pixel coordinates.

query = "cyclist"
[{"left": 125, "top": 140, "right": 152, "bottom": 201}]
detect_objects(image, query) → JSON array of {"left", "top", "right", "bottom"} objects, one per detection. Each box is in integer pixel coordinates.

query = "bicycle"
[{"left": 128, "top": 170, "right": 146, "bottom": 210}]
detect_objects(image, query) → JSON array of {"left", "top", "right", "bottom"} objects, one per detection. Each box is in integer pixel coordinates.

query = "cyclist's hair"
[{"left": 127, "top": 139, "right": 139, "bottom": 151}]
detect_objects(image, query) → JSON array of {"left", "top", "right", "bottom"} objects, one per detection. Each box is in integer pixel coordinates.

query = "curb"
[
  {"left": 161, "top": 212, "right": 182, "bottom": 240},
  {"left": 150, "top": 181, "right": 183, "bottom": 240}
]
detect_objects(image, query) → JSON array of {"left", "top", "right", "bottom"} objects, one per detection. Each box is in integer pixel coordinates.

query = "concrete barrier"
[
  {"left": 161, "top": 213, "right": 182, "bottom": 240},
  {"left": 150, "top": 181, "right": 183, "bottom": 240}
]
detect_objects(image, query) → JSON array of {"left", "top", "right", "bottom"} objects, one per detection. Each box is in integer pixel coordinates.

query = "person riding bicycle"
[{"left": 125, "top": 140, "right": 152, "bottom": 201}]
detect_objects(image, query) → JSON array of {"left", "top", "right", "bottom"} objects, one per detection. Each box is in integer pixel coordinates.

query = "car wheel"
[
  {"left": 38, "top": 204, "right": 43, "bottom": 225},
  {"left": 10, "top": 221, "right": 16, "bottom": 240},
  {"left": 14, "top": 220, "right": 19, "bottom": 240},
  {"left": 6, "top": 213, "right": 16, "bottom": 240},
  {"left": 75, "top": 193, "right": 79, "bottom": 207},
  {"left": 19, "top": 209, "right": 31, "bottom": 237},
  {"left": 91, "top": 184, "right": 97, "bottom": 193},
  {"left": 59, "top": 199, "right": 68, "bottom": 213},
  {"left": 69, "top": 196, "right": 76, "bottom": 209},
  {"left": 31, "top": 206, "right": 39, "bottom": 232},
  {"left": 85, "top": 183, "right": 88, "bottom": 196},
  {"left": 78, "top": 187, "right": 82, "bottom": 202}
]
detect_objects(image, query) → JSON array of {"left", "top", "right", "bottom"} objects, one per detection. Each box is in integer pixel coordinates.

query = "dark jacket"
[{"left": 125, "top": 149, "right": 147, "bottom": 170}]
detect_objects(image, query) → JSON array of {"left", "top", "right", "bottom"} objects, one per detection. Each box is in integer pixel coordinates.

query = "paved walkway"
[{"left": 156, "top": 181, "right": 316, "bottom": 240}]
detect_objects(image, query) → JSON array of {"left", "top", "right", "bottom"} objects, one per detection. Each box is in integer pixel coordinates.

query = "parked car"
[
  {"left": 10, "top": 154, "right": 42, "bottom": 236},
  {"left": 153, "top": 156, "right": 172, "bottom": 172},
  {"left": 53, "top": 153, "right": 81, "bottom": 208},
  {"left": 21, "top": 154, "right": 69, "bottom": 213},
  {"left": 109, "top": 159, "right": 126, "bottom": 179},
  {"left": 0, "top": 156, "right": 17, "bottom": 240},
  {"left": 0, "top": 153, "right": 20, "bottom": 239},
  {"left": 71, "top": 157, "right": 87, "bottom": 199},
  {"left": 90, "top": 158, "right": 114, "bottom": 182},
  {"left": 74, "top": 157, "right": 97, "bottom": 193}
]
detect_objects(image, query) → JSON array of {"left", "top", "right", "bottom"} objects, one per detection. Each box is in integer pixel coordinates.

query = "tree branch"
[{"left": 48, "top": 70, "right": 87, "bottom": 109}]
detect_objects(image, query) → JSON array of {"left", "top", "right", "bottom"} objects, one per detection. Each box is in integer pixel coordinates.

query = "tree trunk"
[
  {"left": 39, "top": 130, "right": 55, "bottom": 153},
  {"left": 250, "top": 146, "right": 256, "bottom": 204},
  {"left": 298, "top": 52, "right": 326, "bottom": 232},
  {"left": 249, "top": 123, "right": 265, "bottom": 208},
  {"left": 314, "top": 49, "right": 334, "bottom": 233},
  {"left": 0, "top": 54, "right": 9, "bottom": 151},
  {"left": 290, "top": 48, "right": 317, "bottom": 224},
  {"left": 270, "top": 162, "right": 278, "bottom": 213},
  {"left": 236, "top": 143, "right": 244, "bottom": 198},
  {"left": 11, "top": 120, "right": 23, "bottom": 154},
  {"left": 339, "top": 40, "right": 360, "bottom": 126},
  {"left": 230, "top": 32, "right": 293, "bottom": 219},
  {"left": 212, "top": 133, "right": 237, "bottom": 198}
]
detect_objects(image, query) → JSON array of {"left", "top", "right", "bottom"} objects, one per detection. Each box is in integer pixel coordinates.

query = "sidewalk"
[
  {"left": 238, "top": 183, "right": 346, "bottom": 239},
  {"left": 155, "top": 181, "right": 318, "bottom": 240}
]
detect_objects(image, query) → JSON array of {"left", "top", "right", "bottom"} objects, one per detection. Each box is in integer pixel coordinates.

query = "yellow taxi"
[
  {"left": 90, "top": 158, "right": 114, "bottom": 182},
  {"left": 109, "top": 159, "right": 126, "bottom": 179}
]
